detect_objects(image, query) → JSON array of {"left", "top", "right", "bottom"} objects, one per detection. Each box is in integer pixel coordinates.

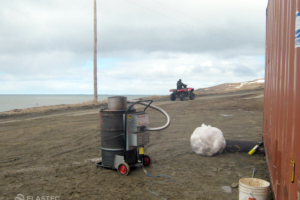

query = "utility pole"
[{"left": 93, "top": 0, "right": 98, "bottom": 102}]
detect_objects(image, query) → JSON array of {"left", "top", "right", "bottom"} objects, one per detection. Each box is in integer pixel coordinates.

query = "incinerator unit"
[{"left": 96, "top": 96, "right": 170, "bottom": 175}]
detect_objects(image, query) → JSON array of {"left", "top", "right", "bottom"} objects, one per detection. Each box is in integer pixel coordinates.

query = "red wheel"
[
  {"left": 143, "top": 155, "right": 151, "bottom": 166},
  {"left": 118, "top": 162, "right": 130, "bottom": 176}
]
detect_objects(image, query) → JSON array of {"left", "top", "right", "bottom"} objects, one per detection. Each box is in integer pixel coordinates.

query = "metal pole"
[{"left": 93, "top": 0, "right": 98, "bottom": 101}]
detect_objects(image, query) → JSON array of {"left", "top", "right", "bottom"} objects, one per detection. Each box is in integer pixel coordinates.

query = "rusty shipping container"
[{"left": 264, "top": 0, "right": 300, "bottom": 199}]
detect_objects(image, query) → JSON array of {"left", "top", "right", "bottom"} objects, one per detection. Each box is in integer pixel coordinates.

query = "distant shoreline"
[
  {"left": 0, "top": 78, "right": 265, "bottom": 119},
  {"left": 0, "top": 94, "right": 151, "bottom": 114},
  {"left": 0, "top": 100, "right": 104, "bottom": 119}
]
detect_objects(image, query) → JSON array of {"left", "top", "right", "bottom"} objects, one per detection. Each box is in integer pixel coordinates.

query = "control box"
[{"left": 126, "top": 112, "right": 150, "bottom": 150}]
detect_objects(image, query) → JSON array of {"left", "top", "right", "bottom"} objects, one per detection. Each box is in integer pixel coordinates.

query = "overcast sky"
[{"left": 0, "top": 0, "right": 268, "bottom": 95}]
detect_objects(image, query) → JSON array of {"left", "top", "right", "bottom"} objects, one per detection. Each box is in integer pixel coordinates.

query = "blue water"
[{"left": 0, "top": 95, "right": 149, "bottom": 112}]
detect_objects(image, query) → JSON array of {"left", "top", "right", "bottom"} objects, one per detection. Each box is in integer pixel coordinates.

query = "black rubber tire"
[
  {"left": 117, "top": 162, "right": 130, "bottom": 176},
  {"left": 143, "top": 155, "right": 151, "bottom": 166},
  {"left": 179, "top": 93, "right": 185, "bottom": 101},
  {"left": 189, "top": 91, "right": 195, "bottom": 100},
  {"left": 170, "top": 93, "right": 176, "bottom": 101}
]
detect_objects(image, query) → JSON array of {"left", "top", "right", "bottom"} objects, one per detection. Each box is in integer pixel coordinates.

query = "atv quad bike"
[{"left": 169, "top": 87, "right": 195, "bottom": 101}]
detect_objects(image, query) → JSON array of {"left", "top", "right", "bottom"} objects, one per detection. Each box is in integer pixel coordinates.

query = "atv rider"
[{"left": 177, "top": 79, "right": 187, "bottom": 89}]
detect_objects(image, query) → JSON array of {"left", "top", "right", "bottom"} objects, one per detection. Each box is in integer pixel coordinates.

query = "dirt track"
[{"left": 0, "top": 89, "right": 270, "bottom": 200}]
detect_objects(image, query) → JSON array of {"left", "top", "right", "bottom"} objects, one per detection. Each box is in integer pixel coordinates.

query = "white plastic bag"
[{"left": 190, "top": 123, "right": 226, "bottom": 156}]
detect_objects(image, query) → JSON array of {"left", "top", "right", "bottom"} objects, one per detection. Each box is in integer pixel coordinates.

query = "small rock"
[
  {"left": 221, "top": 186, "right": 232, "bottom": 193},
  {"left": 231, "top": 183, "right": 239, "bottom": 188}
]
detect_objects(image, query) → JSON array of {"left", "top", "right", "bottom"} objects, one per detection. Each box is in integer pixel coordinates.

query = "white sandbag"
[{"left": 190, "top": 123, "right": 226, "bottom": 156}]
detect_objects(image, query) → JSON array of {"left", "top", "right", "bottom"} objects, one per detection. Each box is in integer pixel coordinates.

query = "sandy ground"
[{"left": 0, "top": 89, "right": 271, "bottom": 200}]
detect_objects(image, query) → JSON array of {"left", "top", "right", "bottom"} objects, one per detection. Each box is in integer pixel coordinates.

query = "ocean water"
[{"left": 0, "top": 95, "right": 149, "bottom": 112}]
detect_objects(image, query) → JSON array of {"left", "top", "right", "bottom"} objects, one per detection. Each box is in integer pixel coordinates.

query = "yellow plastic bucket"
[{"left": 239, "top": 178, "right": 270, "bottom": 200}]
